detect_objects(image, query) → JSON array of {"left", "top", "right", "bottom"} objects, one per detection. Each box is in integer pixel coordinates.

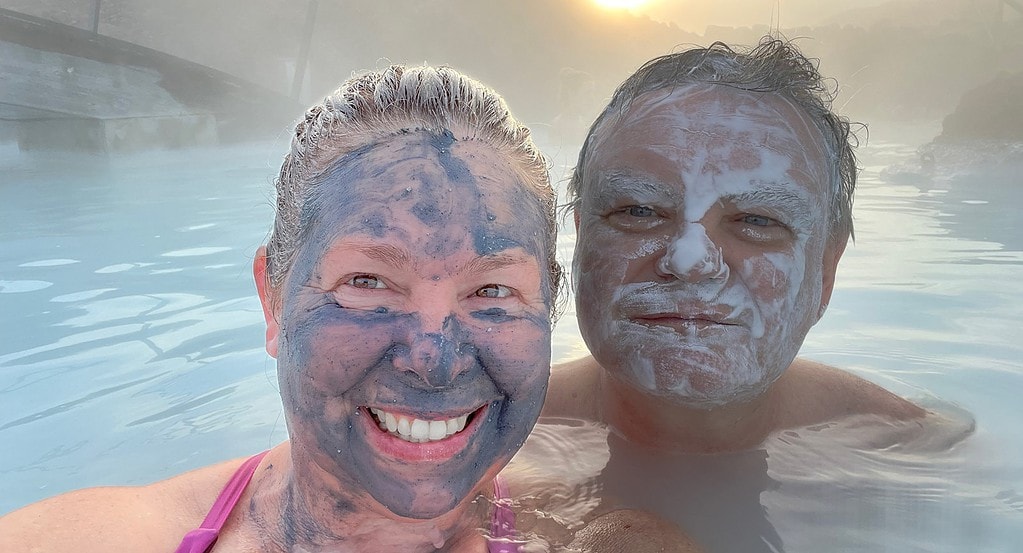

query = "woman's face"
[{"left": 263, "top": 130, "right": 552, "bottom": 519}]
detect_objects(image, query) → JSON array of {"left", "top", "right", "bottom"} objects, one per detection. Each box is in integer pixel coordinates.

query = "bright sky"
[{"left": 593, "top": 0, "right": 895, "bottom": 32}]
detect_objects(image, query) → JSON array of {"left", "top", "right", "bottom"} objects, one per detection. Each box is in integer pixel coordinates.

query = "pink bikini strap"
[
  {"left": 489, "top": 475, "right": 522, "bottom": 553},
  {"left": 198, "top": 450, "right": 269, "bottom": 531},
  {"left": 174, "top": 451, "right": 269, "bottom": 553}
]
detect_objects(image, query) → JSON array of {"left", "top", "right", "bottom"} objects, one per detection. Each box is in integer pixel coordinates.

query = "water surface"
[{"left": 1, "top": 132, "right": 1021, "bottom": 550}]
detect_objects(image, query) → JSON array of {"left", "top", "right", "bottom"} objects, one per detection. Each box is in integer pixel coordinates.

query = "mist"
[{"left": 2, "top": 0, "right": 1020, "bottom": 153}]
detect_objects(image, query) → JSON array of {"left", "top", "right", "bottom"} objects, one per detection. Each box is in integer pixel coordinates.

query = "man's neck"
[{"left": 597, "top": 368, "right": 781, "bottom": 454}]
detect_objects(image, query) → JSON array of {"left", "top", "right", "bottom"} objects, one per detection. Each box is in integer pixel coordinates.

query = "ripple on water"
[
  {"left": 161, "top": 247, "right": 232, "bottom": 257},
  {"left": 0, "top": 280, "right": 54, "bottom": 293},
  {"left": 176, "top": 223, "right": 217, "bottom": 232},
  {"left": 504, "top": 418, "right": 612, "bottom": 547},
  {"left": 95, "top": 263, "right": 143, "bottom": 274},
  {"left": 19, "top": 259, "right": 80, "bottom": 267},
  {"left": 50, "top": 289, "right": 117, "bottom": 303}
]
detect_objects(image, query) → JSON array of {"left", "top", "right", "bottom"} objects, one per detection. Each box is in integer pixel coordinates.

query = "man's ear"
[
  {"left": 253, "top": 246, "right": 280, "bottom": 358},
  {"left": 817, "top": 234, "right": 848, "bottom": 322}
]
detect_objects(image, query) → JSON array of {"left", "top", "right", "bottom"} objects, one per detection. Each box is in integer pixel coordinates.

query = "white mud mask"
[{"left": 573, "top": 83, "right": 839, "bottom": 408}]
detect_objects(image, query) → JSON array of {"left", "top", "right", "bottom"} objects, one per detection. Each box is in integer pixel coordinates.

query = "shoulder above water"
[
  {"left": 0, "top": 455, "right": 250, "bottom": 553},
  {"left": 545, "top": 354, "right": 950, "bottom": 444}
]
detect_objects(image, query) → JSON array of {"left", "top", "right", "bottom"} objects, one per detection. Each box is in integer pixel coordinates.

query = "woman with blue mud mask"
[{"left": 0, "top": 65, "right": 561, "bottom": 553}]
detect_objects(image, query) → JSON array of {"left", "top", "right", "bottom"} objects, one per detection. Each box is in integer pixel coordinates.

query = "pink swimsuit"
[{"left": 174, "top": 452, "right": 521, "bottom": 552}]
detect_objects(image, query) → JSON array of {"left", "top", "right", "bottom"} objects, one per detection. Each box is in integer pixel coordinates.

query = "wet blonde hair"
[{"left": 266, "top": 64, "right": 562, "bottom": 312}]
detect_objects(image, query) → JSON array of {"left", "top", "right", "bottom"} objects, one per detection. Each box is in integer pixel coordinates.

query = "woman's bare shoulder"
[{"left": 0, "top": 457, "right": 247, "bottom": 552}]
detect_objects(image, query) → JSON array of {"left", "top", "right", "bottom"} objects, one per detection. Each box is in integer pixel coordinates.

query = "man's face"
[
  {"left": 574, "top": 83, "right": 842, "bottom": 408},
  {"left": 269, "top": 131, "right": 552, "bottom": 518}
]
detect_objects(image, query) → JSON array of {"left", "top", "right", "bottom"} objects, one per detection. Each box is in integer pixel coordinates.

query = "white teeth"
[
  {"left": 368, "top": 407, "right": 471, "bottom": 444},
  {"left": 428, "top": 420, "right": 447, "bottom": 440},
  {"left": 410, "top": 419, "right": 429, "bottom": 441}
]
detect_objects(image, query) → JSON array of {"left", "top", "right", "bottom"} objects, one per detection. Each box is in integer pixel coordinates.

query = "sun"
[{"left": 592, "top": 0, "right": 651, "bottom": 10}]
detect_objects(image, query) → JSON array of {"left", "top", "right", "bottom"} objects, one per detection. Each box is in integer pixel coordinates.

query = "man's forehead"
[
  {"left": 598, "top": 84, "right": 819, "bottom": 145},
  {"left": 585, "top": 84, "right": 830, "bottom": 196}
]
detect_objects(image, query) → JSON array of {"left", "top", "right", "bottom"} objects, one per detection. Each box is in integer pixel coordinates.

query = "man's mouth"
[
  {"left": 633, "top": 314, "right": 730, "bottom": 326},
  {"left": 368, "top": 407, "right": 476, "bottom": 443}
]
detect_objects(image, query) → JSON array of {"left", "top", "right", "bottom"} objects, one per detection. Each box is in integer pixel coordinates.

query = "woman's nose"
[
  {"left": 392, "top": 313, "right": 477, "bottom": 388},
  {"left": 654, "top": 222, "right": 729, "bottom": 282}
]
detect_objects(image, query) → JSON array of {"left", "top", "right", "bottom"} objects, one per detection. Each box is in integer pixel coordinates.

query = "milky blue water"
[{"left": 1, "top": 130, "right": 1021, "bottom": 550}]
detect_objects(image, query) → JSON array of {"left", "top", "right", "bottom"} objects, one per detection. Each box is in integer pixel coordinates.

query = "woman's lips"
[
  {"left": 368, "top": 407, "right": 472, "bottom": 443},
  {"left": 360, "top": 404, "right": 488, "bottom": 462}
]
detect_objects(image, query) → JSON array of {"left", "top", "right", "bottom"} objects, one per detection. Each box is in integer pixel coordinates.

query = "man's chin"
[{"left": 616, "top": 354, "right": 775, "bottom": 409}]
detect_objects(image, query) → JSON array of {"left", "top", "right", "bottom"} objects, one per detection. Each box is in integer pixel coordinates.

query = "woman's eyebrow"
[
  {"left": 350, "top": 242, "right": 416, "bottom": 271},
  {"left": 461, "top": 252, "right": 534, "bottom": 275}
]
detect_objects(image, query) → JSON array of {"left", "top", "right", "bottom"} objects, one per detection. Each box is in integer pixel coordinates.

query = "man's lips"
[{"left": 630, "top": 313, "right": 740, "bottom": 329}]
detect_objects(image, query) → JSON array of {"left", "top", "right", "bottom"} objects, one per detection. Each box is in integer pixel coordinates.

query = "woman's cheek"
[
  {"left": 472, "top": 320, "right": 551, "bottom": 397},
  {"left": 285, "top": 307, "right": 400, "bottom": 391}
]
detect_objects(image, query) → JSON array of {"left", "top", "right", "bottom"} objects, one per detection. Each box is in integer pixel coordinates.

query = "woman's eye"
[
  {"left": 475, "top": 284, "right": 511, "bottom": 299},
  {"left": 626, "top": 205, "right": 656, "bottom": 217},
  {"left": 348, "top": 275, "right": 387, "bottom": 289}
]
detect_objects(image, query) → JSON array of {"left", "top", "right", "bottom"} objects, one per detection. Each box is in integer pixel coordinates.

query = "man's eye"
[
  {"left": 349, "top": 275, "right": 387, "bottom": 289},
  {"left": 627, "top": 205, "right": 656, "bottom": 217},
  {"left": 742, "top": 214, "right": 774, "bottom": 227},
  {"left": 475, "top": 284, "right": 511, "bottom": 298}
]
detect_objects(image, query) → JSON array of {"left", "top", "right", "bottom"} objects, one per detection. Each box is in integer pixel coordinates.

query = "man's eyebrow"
[
  {"left": 726, "top": 184, "right": 814, "bottom": 212},
  {"left": 592, "top": 170, "right": 673, "bottom": 202}
]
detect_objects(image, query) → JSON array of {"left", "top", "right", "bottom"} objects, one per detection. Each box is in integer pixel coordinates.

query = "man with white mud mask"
[{"left": 543, "top": 38, "right": 926, "bottom": 453}]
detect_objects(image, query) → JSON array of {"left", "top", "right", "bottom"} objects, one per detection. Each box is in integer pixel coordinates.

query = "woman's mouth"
[{"left": 368, "top": 407, "right": 475, "bottom": 443}]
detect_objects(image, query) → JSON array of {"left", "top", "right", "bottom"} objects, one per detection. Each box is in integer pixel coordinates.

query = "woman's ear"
[{"left": 253, "top": 246, "right": 280, "bottom": 358}]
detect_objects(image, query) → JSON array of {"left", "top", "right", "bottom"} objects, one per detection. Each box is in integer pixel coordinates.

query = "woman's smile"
[{"left": 361, "top": 404, "right": 490, "bottom": 462}]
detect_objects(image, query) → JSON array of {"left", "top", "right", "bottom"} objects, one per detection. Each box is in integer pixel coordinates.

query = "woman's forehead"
[
  {"left": 310, "top": 131, "right": 525, "bottom": 203},
  {"left": 301, "top": 131, "right": 547, "bottom": 256}
]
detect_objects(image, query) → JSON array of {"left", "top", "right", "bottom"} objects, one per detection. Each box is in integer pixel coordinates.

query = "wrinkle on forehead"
[
  {"left": 587, "top": 83, "right": 831, "bottom": 225},
  {"left": 599, "top": 83, "right": 829, "bottom": 181}
]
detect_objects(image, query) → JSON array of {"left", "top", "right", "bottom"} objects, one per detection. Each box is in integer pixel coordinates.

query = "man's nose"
[
  {"left": 655, "top": 222, "right": 729, "bottom": 282},
  {"left": 392, "top": 313, "right": 476, "bottom": 388}
]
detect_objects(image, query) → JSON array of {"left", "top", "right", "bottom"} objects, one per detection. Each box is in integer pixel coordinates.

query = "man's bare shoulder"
[
  {"left": 544, "top": 355, "right": 603, "bottom": 419},
  {"left": 0, "top": 457, "right": 244, "bottom": 552},
  {"left": 567, "top": 509, "right": 706, "bottom": 553},
  {"left": 777, "top": 358, "right": 927, "bottom": 427}
]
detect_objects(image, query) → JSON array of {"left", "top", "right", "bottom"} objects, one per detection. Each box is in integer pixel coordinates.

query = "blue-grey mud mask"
[{"left": 273, "top": 130, "right": 553, "bottom": 519}]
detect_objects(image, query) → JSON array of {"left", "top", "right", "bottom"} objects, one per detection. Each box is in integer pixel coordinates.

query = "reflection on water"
[{"left": 1, "top": 135, "right": 1022, "bottom": 549}]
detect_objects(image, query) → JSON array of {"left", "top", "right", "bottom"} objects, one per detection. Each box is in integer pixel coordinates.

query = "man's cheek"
[
  {"left": 741, "top": 254, "right": 812, "bottom": 333},
  {"left": 576, "top": 249, "right": 626, "bottom": 291}
]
